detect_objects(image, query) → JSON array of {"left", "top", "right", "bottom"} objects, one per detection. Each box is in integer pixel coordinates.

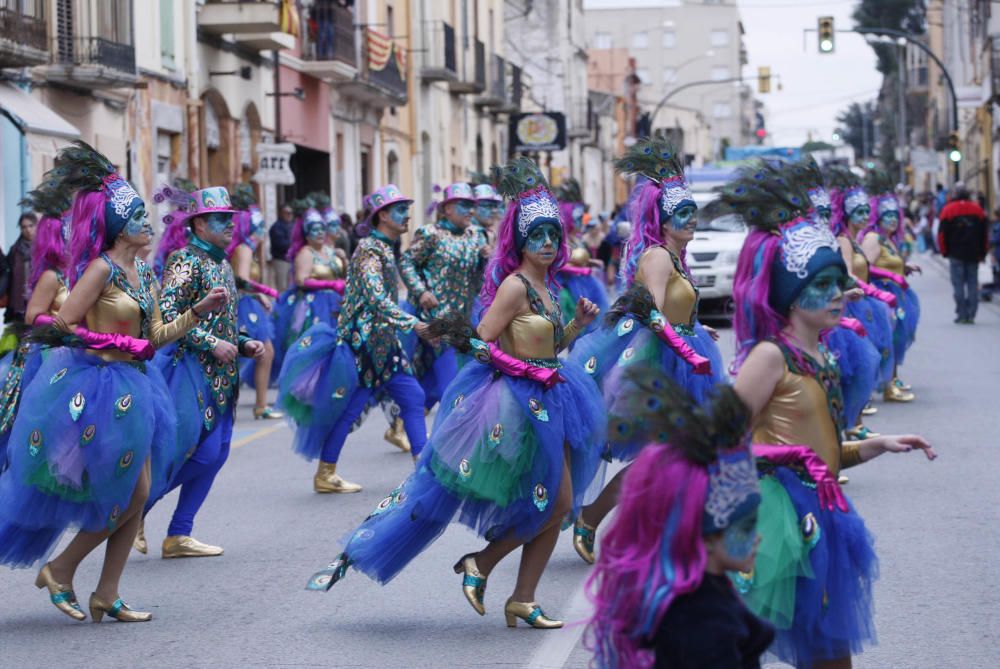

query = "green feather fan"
[
  {"left": 308, "top": 191, "right": 331, "bottom": 210},
  {"left": 490, "top": 157, "right": 550, "bottom": 199},
  {"left": 230, "top": 183, "right": 258, "bottom": 210},
  {"left": 556, "top": 177, "right": 583, "bottom": 203},
  {"left": 44, "top": 140, "right": 118, "bottom": 196},
  {"left": 20, "top": 184, "right": 72, "bottom": 219},
  {"left": 781, "top": 155, "right": 824, "bottom": 194},
  {"left": 713, "top": 160, "right": 811, "bottom": 234},
  {"left": 864, "top": 168, "right": 894, "bottom": 196},
  {"left": 613, "top": 136, "right": 685, "bottom": 183},
  {"left": 822, "top": 164, "right": 862, "bottom": 191}
]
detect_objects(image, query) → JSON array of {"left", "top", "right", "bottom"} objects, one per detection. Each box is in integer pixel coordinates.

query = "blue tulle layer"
[
  {"left": 0, "top": 344, "right": 47, "bottom": 471},
  {"left": 754, "top": 467, "right": 878, "bottom": 666},
  {"left": 277, "top": 324, "right": 360, "bottom": 461},
  {"left": 568, "top": 317, "right": 725, "bottom": 461},
  {"left": 846, "top": 296, "right": 894, "bottom": 387},
  {"left": 0, "top": 348, "right": 178, "bottom": 568},
  {"left": 272, "top": 288, "right": 342, "bottom": 383},
  {"left": 340, "top": 360, "right": 607, "bottom": 585},
  {"left": 237, "top": 294, "right": 275, "bottom": 388},
  {"left": 826, "top": 325, "right": 880, "bottom": 428},
  {"left": 875, "top": 280, "right": 919, "bottom": 365},
  {"left": 558, "top": 273, "right": 610, "bottom": 338}
]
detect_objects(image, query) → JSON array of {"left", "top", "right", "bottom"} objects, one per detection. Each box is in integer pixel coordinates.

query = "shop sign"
[
  {"left": 509, "top": 112, "right": 567, "bottom": 153},
  {"left": 253, "top": 143, "right": 297, "bottom": 185}
]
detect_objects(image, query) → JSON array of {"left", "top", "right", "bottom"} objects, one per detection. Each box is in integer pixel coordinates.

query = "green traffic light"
[
  {"left": 819, "top": 39, "right": 834, "bottom": 53},
  {"left": 948, "top": 149, "right": 962, "bottom": 163}
]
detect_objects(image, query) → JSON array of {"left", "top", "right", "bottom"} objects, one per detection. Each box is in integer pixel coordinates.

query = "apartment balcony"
[
  {"left": 449, "top": 36, "right": 485, "bottom": 95},
  {"left": 337, "top": 28, "right": 407, "bottom": 108},
  {"left": 474, "top": 54, "right": 505, "bottom": 108},
  {"left": 298, "top": 3, "right": 356, "bottom": 81},
  {"left": 567, "top": 97, "right": 594, "bottom": 139},
  {"left": 496, "top": 63, "right": 522, "bottom": 113},
  {"left": 420, "top": 20, "right": 456, "bottom": 83},
  {"left": 38, "top": 36, "right": 136, "bottom": 89},
  {"left": 199, "top": 0, "right": 294, "bottom": 52},
  {"left": 0, "top": 0, "right": 47, "bottom": 68}
]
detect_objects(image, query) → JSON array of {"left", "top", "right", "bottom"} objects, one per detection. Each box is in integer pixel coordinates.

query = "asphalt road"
[{"left": 0, "top": 252, "right": 996, "bottom": 668}]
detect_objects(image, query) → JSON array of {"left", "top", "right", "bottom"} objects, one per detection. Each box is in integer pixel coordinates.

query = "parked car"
[{"left": 685, "top": 171, "right": 747, "bottom": 318}]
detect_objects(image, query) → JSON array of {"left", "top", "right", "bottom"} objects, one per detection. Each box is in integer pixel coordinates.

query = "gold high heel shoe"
[
  {"left": 88, "top": 593, "right": 152, "bottom": 623},
  {"left": 572, "top": 517, "right": 596, "bottom": 565},
  {"left": 383, "top": 417, "right": 411, "bottom": 452},
  {"left": 883, "top": 383, "right": 914, "bottom": 402},
  {"left": 452, "top": 553, "right": 487, "bottom": 615},
  {"left": 34, "top": 564, "right": 85, "bottom": 621},
  {"left": 504, "top": 598, "right": 563, "bottom": 629},
  {"left": 861, "top": 403, "right": 878, "bottom": 416},
  {"left": 313, "top": 461, "right": 362, "bottom": 493},
  {"left": 253, "top": 406, "right": 284, "bottom": 420},
  {"left": 133, "top": 518, "right": 148, "bottom": 555}
]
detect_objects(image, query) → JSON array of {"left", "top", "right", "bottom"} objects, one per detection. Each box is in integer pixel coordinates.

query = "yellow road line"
[{"left": 232, "top": 422, "right": 287, "bottom": 449}]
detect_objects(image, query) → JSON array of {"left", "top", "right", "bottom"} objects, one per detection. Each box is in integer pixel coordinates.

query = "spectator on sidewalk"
[
  {"left": 938, "top": 183, "right": 988, "bottom": 323},
  {"left": 984, "top": 207, "right": 1000, "bottom": 302},
  {"left": 4, "top": 212, "right": 36, "bottom": 325},
  {"left": 269, "top": 203, "right": 295, "bottom": 291}
]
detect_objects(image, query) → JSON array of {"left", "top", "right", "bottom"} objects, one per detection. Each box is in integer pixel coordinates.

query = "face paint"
[
  {"left": 669, "top": 204, "right": 697, "bottom": 231},
  {"left": 205, "top": 212, "right": 234, "bottom": 236},
  {"left": 250, "top": 208, "right": 266, "bottom": 239},
  {"left": 880, "top": 211, "right": 899, "bottom": 232},
  {"left": 573, "top": 205, "right": 584, "bottom": 229},
  {"left": 721, "top": 510, "right": 758, "bottom": 562},
  {"left": 525, "top": 222, "right": 561, "bottom": 254},
  {"left": 795, "top": 266, "right": 845, "bottom": 312},
  {"left": 453, "top": 200, "right": 474, "bottom": 217},
  {"left": 814, "top": 207, "right": 832, "bottom": 226},
  {"left": 305, "top": 220, "right": 326, "bottom": 241},
  {"left": 389, "top": 202, "right": 410, "bottom": 227},
  {"left": 475, "top": 203, "right": 494, "bottom": 221},
  {"left": 125, "top": 205, "right": 152, "bottom": 238},
  {"left": 848, "top": 205, "right": 871, "bottom": 227}
]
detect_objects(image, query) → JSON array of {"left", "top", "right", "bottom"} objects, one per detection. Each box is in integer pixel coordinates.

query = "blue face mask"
[
  {"left": 815, "top": 207, "right": 832, "bottom": 225},
  {"left": 668, "top": 204, "right": 697, "bottom": 231},
  {"left": 475, "top": 202, "right": 499, "bottom": 221},
  {"left": 125, "top": 205, "right": 153, "bottom": 238},
  {"left": 389, "top": 203, "right": 411, "bottom": 227},
  {"left": 880, "top": 211, "right": 899, "bottom": 232},
  {"left": 795, "top": 266, "right": 845, "bottom": 312},
  {"left": 525, "top": 222, "right": 561, "bottom": 254},
  {"left": 205, "top": 212, "right": 234, "bottom": 236},
  {"left": 453, "top": 200, "right": 474, "bottom": 217},
  {"left": 848, "top": 205, "right": 871, "bottom": 227},
  {"left": 573, "top": 205, "right": 584, "bottom": 229},
  {"left": 721, "top": 510, "right": 758, "bottom": 562},
  {"left": 305, "top": 220, "right": 326, "bottom": 241}
]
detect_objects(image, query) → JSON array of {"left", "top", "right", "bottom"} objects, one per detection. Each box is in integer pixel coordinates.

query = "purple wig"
[
  {"left": 828, "top": 187, "right": 848, "bottom": 237},
  {"left": 68, "top": 190, "right": 110, "bottom": 286},
  {"left": 287, "top": 216, "right": 306, "bottom": 262},
  {"left": 29, "top": 215, "right": 67, "bottom": 289},
  {"left": 861, "top": 194, "right": 904, "bottom": 246},
  {"left": 153, "top": 218, "right": 191, "bottom": 279},
  {"left": 226, "top": 210, "right": 254, "bottom": 258},
  {"left": 479, "top": 200, "right": 568, "bottom": 310},
  {"left": 619, "top": 180, "right": 691, "bottom": 287},
  {"left": 558, "top": 201, "right": 578, "bottom": 236},
  {"left": 586, "top": 443, "right": 709, "bottom": 669}
]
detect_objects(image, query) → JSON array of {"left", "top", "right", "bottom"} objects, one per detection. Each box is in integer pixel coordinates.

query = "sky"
[{"left": 582, "top": 0, "right": 884, "bottom": 147}]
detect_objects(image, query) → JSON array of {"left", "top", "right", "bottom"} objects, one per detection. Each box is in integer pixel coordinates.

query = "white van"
[{"left": 686, "top": 179, "right": 747, "bottom": 318}]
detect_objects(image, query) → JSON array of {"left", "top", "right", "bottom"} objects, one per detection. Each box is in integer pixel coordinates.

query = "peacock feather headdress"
[
  {"left": 491, "top": 157, "right": 561, "bottom": 248},
  {"left": 614, "top": 136, "right": 693, "bottom": 218},
  {"left": 230, "top": 183, "right": 258, "bottom": 211},
  {"left": 865, "top": 168, "right": 899, "bottom": 220},
  {"left": 783, "top": 155, "right": 829, "bottom": 214}
]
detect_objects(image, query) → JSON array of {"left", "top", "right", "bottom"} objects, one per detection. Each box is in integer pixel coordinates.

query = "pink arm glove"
[
  {"left": 856, "top": 279, "right": 897, "bottom": 308},
  {"left": 487, "top": 342, "right": 565, "bottom": 390},
  {"left": 649, "top": 310, "right": 711, "bottom": 375},
  {"left": 868, "top": 266, "right": 908, "bottom": 290},
  {"left": 245, "top": 279, "right": 278, "bottom": 298},
  {"left": 302, "top": 279, "right": 346, "bottom": 294},
  {"left": 752, "top": 444, "right": 848, "bottom": 512},
  {"left": 33, "top": 315, "right": 156, "bottom": 361},
  {"left": 558, "top": 265, "right": 591, "bottom": 277},
  {"left": 838, "top": 317, "right": 867, "bottom": 338}
]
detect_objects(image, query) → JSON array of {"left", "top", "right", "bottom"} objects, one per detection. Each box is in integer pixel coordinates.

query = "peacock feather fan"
[
  {"left": 20, "top": 184, "right": 72, "bottom": 219},
  {"left": 425, "top": 312, "right": 481, "bottom": 355},
  {"left": 604, "top": 284, "right": 657, "bottom": 327},
  {"left": 617, "top": 367, "right": 751, "bottom": 465},
  {"left": 556, "top": 177, "right": 583, "bottom": 204},
  {"left": 714, "top": 160, "right": 811, "bottom": 233},
  {"left": 490, "top": 157, "right": 551, "bottom": 199},
  {"left": 613, "top": 136, "right": 685, "bottom": 184},
  {"left": 864, "top": 168, "right": 894, "bottom": 196},
  {"left": 152, "top": 179, "right": 195, "bottom": 210},
  {"left": 308, "top": 191, "right": 331, "bottom": 210},
  {"left": 467, "top": 170, "right": 491, "bottom": 187},
  {"left": 291, "top": 197, "right": 314, "bottom": 217},
  {"left": 823, "top": 164, "right": 862, "bottom": 191},
  {"left": 782, "top": 154, "right": 824, "bottom": 194},
  {"left": 44, "top": 140, "right": 117, "bottom": 195},
  {"left": 230, "top": 183, "right": 258, "bottom": 210}
]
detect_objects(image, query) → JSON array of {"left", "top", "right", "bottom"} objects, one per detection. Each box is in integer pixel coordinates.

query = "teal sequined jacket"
[
  {"left": 398, "top": 221, "right": 485, "bottom": 319},
  {"left": 337, "top": 233, "right": 419, "bottom": 388}
]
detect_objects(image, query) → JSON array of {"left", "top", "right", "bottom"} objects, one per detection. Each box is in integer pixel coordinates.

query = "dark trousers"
[{"left": 949, "top": 259, "right": 979, "bottom": 320}]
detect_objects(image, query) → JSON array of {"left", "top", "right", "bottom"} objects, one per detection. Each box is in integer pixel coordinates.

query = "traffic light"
[
  {"left": 758, "top": 66, "right": 771, "bottom": 94},
  {"left": 818, "top": 16, "right": 834, "bottom": 53},
  {"left": 947, "top": 132, "right": 962, "bottom": 163}
]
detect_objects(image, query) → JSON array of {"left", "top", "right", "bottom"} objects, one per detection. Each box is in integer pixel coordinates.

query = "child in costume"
[
  {"left": 722, "top": 161, "right": 935, "bottom": 668},
  {"left": 587, "top": 372, "right": 773, "bottom": 669},
  {"left": 568, "top": 137, "right": 724, "bottom": 564},
  {"left": 304, "top": 159, "right": 604, "bottom": 629}
]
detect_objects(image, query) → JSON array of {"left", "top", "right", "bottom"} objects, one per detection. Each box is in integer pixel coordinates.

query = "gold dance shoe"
[
  {"left": 894, "top": 378, "right": 912, "bottom": 392},
  {"left": 845, "top": 424, "right": 880, "bottom": 440},
  {"left": 133, "top": 518, "right": 148, "bottom": 555},
  {"left": 253, "top": 406, "right": 284, "bottom": 420},
  {"left": 883, "top": 384, "right": 914, "bottom": 402},
  {"left": 383, "top": 417, "right": 411, "bottom": 453},
  {"left": 88, "top": 593, "right": 152, "bottom": 623},
  {"left": 313, "top": 461, "right": 362, "bottom": 493},
  {"left": 161, "top": 535, "right": 224, "bottom": 558},
  {"left": 453, "top": 553, "right": 487, "bottom": 615},
  {"left": 35, "top": 564, "right": 85, "bottom": 621},
  {"left": 838, "top": 475, "right": 850, "bottom": 485},
  {"left": 861, "top": 403, "right": 878, "bottom": 417},
  {"left": 504, "top": 598, "right": 563, "bottom": 629},
  {"left": 572, "top": 517, "right": 596, "bottom": 565}
]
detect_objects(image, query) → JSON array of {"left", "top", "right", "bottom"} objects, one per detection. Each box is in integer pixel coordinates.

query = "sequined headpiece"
[
  {"left": 156, "top": 186, "right": 238, "bottom": 227},
  {"left": 614, "top": 137, "right": 695, "bottom": 219},
  {"left": 364, "top": 183, "right": 414, "bottom": 225},
  {"left": 474, "top": 184, "right": 502, "bottom": 203},
  {"left": 441, "top": 182, "right": 475, "bottom": 205},
  {"left": 491, "top": 157, "right": 561, "bottom": 249},
  {"left": 844, "top": 186, "right": 868, "bottom": 216}
]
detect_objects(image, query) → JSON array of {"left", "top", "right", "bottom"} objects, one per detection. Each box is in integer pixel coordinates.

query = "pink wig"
[
  {"left": 68, "top": 190, "right": 109, "bottom": 286},
  {"left": 619, "top": 180, "right": 690, "bottom": 287},
  {"left": 287, "top": 216, "right": 306, "bottom": 262},
  {"left": 586, "top": 443, "right": 709, "bottom": 669},
  {"left": 226, "top": 210, "right": 253, "bottom": 258},
  {"left": 861, "top": 194, "right": 904, "bottom": 246},
  {"left": 558, "top": 201, "right": 578, "bottom": 235},
  {"left": 828, "top": 187, "right": 848, "bottom": 237},
  {"left": 479, "top": 201, "right": 568, "bottom": 310},
  {"left": 29, "top": 215, "right": 66, "bottom": 289},
  {"left": 154, "top": 218, "right": 191, "bottom": 279}
]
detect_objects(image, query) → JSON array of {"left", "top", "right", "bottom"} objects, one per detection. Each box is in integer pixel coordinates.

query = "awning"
[{"left": 0, "top": 82, "right": 80, "bottom": 139}]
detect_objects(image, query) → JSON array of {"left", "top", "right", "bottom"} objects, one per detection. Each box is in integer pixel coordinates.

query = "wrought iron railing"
[
  {"left": 422, "top": 20, "right": 456, "bottom": 75},
  {"left": 302, "top": 2, "right": 355, "bottom": 67},
  {"left": 56, "top": 36, "right": 135, "bottom": 73},
  {"left": 509, "top": 64, "right": 522, "bottom": 108},
  {"left": 0, "top": 0, "right": 46, "bottom": 53},
  {"left": 474, "top": 38, "right": 485, "bottom": 89}
]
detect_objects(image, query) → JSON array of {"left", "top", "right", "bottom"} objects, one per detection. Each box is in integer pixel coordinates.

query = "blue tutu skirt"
[
  {"left": 338, "top": 360, "right": 606, "bottom": 585},
  {"left": 237, "top": 294, "right": 275, "bottom": 388},
  {"left": 0, "top": 348, "right": 178, "bottom": 568},
  {"left": 0, "top": 343, "right": 47, "bottom": 471},
  {"left": 846, "top": 296, "right": 894, "bottom": 388},
  {"left": 825, "top": 325, "right": 880, "bottom": 428},
  {"left": 875, "top": 280, "right": 919, "bottom": 365},
  {"left": 737, "top": 466, "right": 877, "bottom": 666},
  {"left": 272, "top": 288, "right": 342, "bottom": 383},
  {"left": 558, "top": 273, "right": 610, "bottom": 339},
  {"left": 569, "top": 316, "right": 724, "bottom": 461},
  {"left": 277, "top": 324, "right": 360, "bottom": 461}
]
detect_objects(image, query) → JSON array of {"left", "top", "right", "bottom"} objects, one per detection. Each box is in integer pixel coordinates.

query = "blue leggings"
[
  {"left": 420, "top": 346, "right": 458, "bottom": 410},
  {"left": 147, "top": 409, "right": 233, "bottom": 537},
  {"left": 321, "top": 373, "right": 427, "bottom": 462}
]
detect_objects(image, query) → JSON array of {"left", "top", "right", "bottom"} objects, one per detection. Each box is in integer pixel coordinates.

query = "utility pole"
[{"left": 897, "top": 39, "right": 907, "bottom": 184}]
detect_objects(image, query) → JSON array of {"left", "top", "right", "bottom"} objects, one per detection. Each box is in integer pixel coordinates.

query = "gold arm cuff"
[
  {"left": 841, "top": 440, "right": 863, "bottom": 469},
  {"left": 559, "top": 319, "right": 582, "bottom": 350}
]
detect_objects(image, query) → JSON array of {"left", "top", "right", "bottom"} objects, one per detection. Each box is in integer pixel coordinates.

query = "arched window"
[{"left": 387, "top": 150, "right": 399, "bottom": 185}]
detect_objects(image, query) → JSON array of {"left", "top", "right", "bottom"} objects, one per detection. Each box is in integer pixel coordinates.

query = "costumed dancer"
[
  {"left": 227, "top": 184, "right": 282, "bottom": 419},
  {"left": 825, "top": 166, "right": 897, "bottom": 432},
  {"left": 152, "top": 178, "right": 199, "bottom": 281},
  {"left": 567, "top": 137, "right": 724, "bottom": 564},
  {"left": 783, "top": 158, "right": 881, "bottom": 445},
  {"left": 304, "top": 159, "right": 604, "bottom": 630},
  {"left": 587, "top": 372, "right": 773, "bottom": 669},
  {"left": 860, "top": 170, "right": 920, "bottom": 401},
  {"left": 271, "top": 198, "right": 347, "bottom": 377},
  {"left": 139, "top": 186, "right": 265, "bottom": 559},
  {"left": 0, "top": 141, "right": 226, "bottom": 622},
  {"left": 722, "top": 162, "right": 935, "bottom": 667},
  {"left": 469, "top": 182, "right": 504, "bottom": 326},
  {"left": 398, "top": 182, "right": 487, "bottom": 410},
  {"left": 278, "top": 184, "right": 431, "bottom": 493},
  {"left": 555, "top": 179, "right": 609, "bottom": 338},
  {"left": 0, "top": 187, "right": 72, "bottom": 469},
  {"left": 310, "top": 190, "right": 350, "bottom": 254}
]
